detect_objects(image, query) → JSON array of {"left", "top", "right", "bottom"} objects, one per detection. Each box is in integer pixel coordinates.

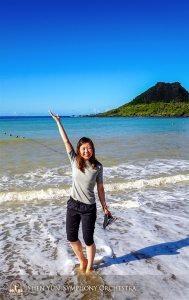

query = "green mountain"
[
  {"left": 129, "top": 82, "right": 189, "bottom": 105},
  {"left": 97, "top": 82, "right": 189, "bottom": 117}
]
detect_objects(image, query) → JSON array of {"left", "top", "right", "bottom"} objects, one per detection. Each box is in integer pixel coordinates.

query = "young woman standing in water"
[{"left": 49, "top": 111, "right": 112, "bottom": 273}]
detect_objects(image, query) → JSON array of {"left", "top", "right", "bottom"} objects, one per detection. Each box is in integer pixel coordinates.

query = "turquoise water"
[
  {"left": 1, "top": 115, "right": 189, "bottom": 197},
  {"left": 1, "top": 116, "right": 189, "bottom": 170},
  {"left": 1, "top": 116, "right": 189, "bottom": 193},
  {"left": 1, "top": 116, "right": 188, "bottom": 139}
]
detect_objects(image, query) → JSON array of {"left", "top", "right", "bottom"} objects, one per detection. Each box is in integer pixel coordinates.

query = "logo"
[{"left": 9, "top": 280, "right": 23, "bottom": 296}]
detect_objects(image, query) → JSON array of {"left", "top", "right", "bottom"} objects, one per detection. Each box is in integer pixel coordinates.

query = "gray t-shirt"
[{"left": 67, "top": 148, "right": 103, "bottom": 204}]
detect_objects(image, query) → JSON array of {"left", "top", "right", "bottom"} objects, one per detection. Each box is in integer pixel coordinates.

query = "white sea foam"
[
  {"left": 0, "top": 183, "right": 189, "bottom": 299},
  {"left": 109, "top": 200, "right": 140, "bottom": 208},
  {"left": 105, "top": 174, "right": 189, "bottom": 191},
  {"left": 1, "top": 172, "right": 188, "bottom": 203},
  {"left": 104, "top": 159, "right": 189, "bottom": 182},
  {"left": 1, "top": 159, "right": 188, "bottom": 192},
  {"left": 0, "top": 166, "right": 72, "bottom": 191},
  {"left": 0, "top": 188, "right": 70, "bottom": 203}
]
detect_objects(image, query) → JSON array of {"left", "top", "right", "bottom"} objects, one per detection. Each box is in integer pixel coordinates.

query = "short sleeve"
[
  {"left": 67, "top": 148, "right": 76, "bottom": 165},
  {"left": 96, "top": 164, "right": 103, "bottom": 184}
]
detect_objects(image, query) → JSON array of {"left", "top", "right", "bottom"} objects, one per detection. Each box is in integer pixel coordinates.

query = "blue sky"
[{"left": 0, "top": 0, "right": 189, "bottom": 116}]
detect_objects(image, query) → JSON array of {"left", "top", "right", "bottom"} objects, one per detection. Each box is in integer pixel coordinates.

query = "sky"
[{"left": 0, "top": 0, "right": 189, "bottom": 116}]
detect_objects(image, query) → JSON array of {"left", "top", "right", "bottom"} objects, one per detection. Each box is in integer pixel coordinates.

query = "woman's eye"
[{"left": 81, "top": 147, "right": 92, "bottom": 151}]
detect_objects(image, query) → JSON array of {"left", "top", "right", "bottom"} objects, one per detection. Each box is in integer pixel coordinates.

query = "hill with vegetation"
[{"left": 97, "top": 82, "right": 189, "bottom": 117}]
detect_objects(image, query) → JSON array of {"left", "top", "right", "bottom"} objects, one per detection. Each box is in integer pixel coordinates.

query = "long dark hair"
[{"left": 76, "top": 137, "right": 97, "bottom": 172}]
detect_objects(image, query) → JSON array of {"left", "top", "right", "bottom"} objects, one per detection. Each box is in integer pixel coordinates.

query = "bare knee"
[
  {"left": 85, "top": 242, "right": 94, "bottom": 247},
  {"left": 69, "top": 240, "right": 79, "bottom": 245}
]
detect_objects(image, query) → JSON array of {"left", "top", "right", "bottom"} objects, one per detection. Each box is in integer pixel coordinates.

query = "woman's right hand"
[
  {"left": 48, "top": 110, "right": 72, "bottom": 152},
  {"left": 48, "top": 110, "right": 60, "bottom": 123}
]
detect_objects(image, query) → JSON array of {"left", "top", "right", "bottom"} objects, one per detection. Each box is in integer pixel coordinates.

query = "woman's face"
[{"left": 79, "top": 142, "right": 93, "bottom": 160}]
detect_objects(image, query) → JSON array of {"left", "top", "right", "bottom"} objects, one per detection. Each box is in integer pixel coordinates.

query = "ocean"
[{"left": 0, "top": 116, "right": 189, "bottom": 299}]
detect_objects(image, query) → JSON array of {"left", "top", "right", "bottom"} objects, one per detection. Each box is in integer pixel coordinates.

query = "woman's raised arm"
[{"left": 48, "top": 110, "right": 72, "bottom": 153}]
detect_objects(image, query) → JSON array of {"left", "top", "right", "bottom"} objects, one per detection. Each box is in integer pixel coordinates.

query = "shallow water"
[{"left": 0, "top": 116, "right": 189, "bottom": 299}]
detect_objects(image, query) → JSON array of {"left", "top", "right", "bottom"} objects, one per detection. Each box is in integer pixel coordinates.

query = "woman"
[{"left": 49, "top": 111, "right": 112, "bottom": 273}]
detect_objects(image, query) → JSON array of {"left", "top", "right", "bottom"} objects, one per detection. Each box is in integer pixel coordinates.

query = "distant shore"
[
  {"left": 89, "top": 102, "right": 189, "bottom": 118},
  {"left": 85, "top": 114, "right": 189, "bottom": 118}
]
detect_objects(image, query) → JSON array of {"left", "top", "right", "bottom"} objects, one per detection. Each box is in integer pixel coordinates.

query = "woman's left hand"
[{"left": 104, "top": 208, "right": 112, "bottom": 218}]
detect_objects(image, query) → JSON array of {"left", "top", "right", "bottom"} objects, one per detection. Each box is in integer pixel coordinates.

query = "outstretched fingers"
[
  {"left": 48, "top": 110, "right": 54, "bottom": 117},
  {"left": 48, "top": 110, "right": 60, "bottom": 122}
]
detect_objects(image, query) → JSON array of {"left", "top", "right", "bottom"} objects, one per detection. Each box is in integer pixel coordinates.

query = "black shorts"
[{"left": 66, "top": 197, "right": 97, "bottom": 246}]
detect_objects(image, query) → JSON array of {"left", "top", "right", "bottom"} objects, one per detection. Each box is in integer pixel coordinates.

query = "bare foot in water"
[
  {"left": 80, "top": 258, "right": 88, "bottom": 270},
  {"left": 85, "top": 267, "right": 93, "bottom": 274}
]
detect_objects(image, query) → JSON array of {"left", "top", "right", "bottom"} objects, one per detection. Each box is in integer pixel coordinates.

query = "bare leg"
[
  {"left": 69, "top": 240, "right": 88, "bottom": 269},
  {"left": 86, "top": 243, "right": 96, "bottom": 273}
]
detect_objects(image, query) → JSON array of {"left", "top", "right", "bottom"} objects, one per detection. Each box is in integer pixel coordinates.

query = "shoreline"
[{"left": 84, "top": 114, "right": 189, "bottom": 118}]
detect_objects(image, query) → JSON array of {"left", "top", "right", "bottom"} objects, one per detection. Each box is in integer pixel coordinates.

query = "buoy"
[{"left": 9, "top": 134, "right": 12, "bottom": 136}]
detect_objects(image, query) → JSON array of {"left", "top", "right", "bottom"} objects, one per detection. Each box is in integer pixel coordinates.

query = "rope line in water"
[
  {"left": 28, "top": 138, "right": 64, "bottom": 155},
  {"left": 3, "top": 132, "right": 64, "bottom": 155}
]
